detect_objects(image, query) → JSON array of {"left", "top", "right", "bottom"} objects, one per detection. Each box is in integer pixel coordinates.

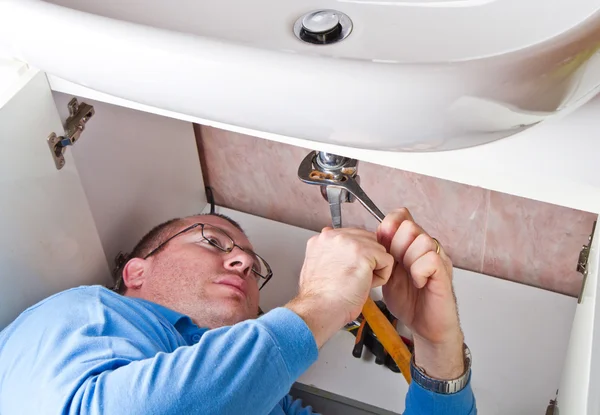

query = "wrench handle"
[
  {"left": 342, "top": 178, "right": 386, "bottom": 223},
  {"left": 361, "top": 297, "right": 412, "bottom": 383}
]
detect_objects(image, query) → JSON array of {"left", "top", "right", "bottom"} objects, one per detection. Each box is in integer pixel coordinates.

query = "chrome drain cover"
[{"left": 294, "top": 10, "right": 353, "bottom": 45}]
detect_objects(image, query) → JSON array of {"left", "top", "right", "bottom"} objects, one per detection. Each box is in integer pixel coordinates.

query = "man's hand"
[
  {"left": 286, "top": 227, "right": 394, "bottom": 349},
  {"left": 377, "top": 208, "right": 465, "bottom": 380}
]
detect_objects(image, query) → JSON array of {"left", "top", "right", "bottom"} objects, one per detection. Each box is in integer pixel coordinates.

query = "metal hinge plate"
[
  {"left": 545, "top": 398, "right": 558, "bottom": 415},
  {"left": 577, "top": 220, "right": 597, "bottom": 304},
  {"left": 47, "top": 98, "right": 94, "bottom": 170}
]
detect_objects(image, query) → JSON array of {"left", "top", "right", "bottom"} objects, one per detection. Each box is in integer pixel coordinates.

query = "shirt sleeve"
[
  {"left": 0, "top": 290, "right": 318, "bottom": 415},
  {"left": 403, "top": 377, "right": 477, "bottom": 415},
  {"left": 280, "top": 394, "right": 320, "bottom": 415}
]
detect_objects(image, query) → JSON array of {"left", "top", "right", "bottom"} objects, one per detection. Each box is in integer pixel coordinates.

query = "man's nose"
[{"left": 224, "top": 247, "right": 254, "bottom": 278}]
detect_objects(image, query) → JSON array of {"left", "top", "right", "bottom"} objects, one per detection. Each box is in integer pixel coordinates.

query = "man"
[{"left": 0, "top": 208, "right": 476, "bottom": 414}]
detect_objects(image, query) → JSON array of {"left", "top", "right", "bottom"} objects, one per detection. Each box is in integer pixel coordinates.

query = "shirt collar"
[{"left": 129, "top": 297, "right": 200, "bottom": 335}]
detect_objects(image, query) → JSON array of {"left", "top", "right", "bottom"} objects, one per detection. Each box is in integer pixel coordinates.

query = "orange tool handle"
[{"left": 361, "top": 297, "right": 412, "bottom": 383}]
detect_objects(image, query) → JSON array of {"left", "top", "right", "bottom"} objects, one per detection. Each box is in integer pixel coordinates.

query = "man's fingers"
[
  {"left": 319, "top": 227, "right": 391, "bottom": 283},
  {"left": 387, "top": 219, "right": 425, "bottom": 263},
  {"left": 409, "top": 251, "right": 447, "bottom": 289},
  {"left": 375, "top": 209, "right": 453, "bottom": 289},
  {"left": 403, "top": 233, "right": 438, "bottom": 270},
  {"left": 371, "top": 249, "right": 395, "bottom": 288},
  {"left": 322, "top": 227, "right": 378, "bottom": 241},
  {"left": 377, "top": 208, "right": 414, "bottom": 250},
  {"left": 405, "top": 234, "right": 453, "bottom": 279},
  {"left": 318, "top": 224, "right": 400, "bottom": 287}
]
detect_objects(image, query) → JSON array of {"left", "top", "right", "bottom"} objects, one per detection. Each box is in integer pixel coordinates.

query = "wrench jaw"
[
  {"left": 326, "top": 186, "right": 344, "bottom": 229},
  {"left": 298, "top": 151, "right": 356, "bottom": 228},
  {"left": 297, "top": 151, "right": 385, "bottom": 227},
  {"left": 320, "top": 177, "right": 359, "bottom": 205}
]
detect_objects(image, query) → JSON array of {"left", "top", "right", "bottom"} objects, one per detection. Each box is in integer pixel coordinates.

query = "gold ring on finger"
[{"left": 432, "top": 237, "right": 441, "bottom": 255}]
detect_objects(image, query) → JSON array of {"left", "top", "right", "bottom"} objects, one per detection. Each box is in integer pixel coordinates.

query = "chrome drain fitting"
[{"left": 294, "top": 10, "right": 353, "bottom": 45}]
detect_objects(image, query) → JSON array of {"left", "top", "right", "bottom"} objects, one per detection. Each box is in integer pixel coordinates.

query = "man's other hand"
[{"left": 377, "top": 208, "right": 465, "bottom": 380}]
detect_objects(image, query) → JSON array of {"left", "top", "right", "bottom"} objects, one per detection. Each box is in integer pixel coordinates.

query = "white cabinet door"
[
  {"left": 51, "top": 92, "right": 207, "bottom": 271},
  {"left": 556, "top": 221, "right": 600, "bottom": 414},
  {"left": 0, "top": 68, "right": 109, "bottom": 329}
]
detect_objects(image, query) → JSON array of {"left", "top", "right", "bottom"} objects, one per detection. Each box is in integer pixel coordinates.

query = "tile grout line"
[{"left": 479, "top": 190, "right": 491, "bottom": 273}]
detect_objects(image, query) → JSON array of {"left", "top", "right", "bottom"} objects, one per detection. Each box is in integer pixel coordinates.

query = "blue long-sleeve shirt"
[{"left": 0, "top": 286, "right": 476, "bottom": 414}]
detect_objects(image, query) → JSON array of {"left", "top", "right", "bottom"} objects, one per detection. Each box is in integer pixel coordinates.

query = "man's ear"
[{"left": 122, "top": 258, "right": 148, "bottom": 290}]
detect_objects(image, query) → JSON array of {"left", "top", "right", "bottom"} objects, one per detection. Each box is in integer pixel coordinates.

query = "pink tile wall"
[
  {"left": 483, "top": 192, "right": 594, "bottom": 296},
  {"left": 196, "top": 125, "right": 597, "bottom": 297}
]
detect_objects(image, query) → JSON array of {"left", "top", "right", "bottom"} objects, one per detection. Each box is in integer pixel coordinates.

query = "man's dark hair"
[{"left": 111, "top": 213, "right": 244, "bottom": 294}]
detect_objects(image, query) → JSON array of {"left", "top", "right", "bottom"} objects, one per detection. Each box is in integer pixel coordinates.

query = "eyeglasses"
[{"left": 144, "top": 223, "right": 273, "bottom": 290}]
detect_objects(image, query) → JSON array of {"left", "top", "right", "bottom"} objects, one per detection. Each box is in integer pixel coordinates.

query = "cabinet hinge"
[
  {"left": 47, "top": 98, "right": 94, "bottom": 170},
  {"left": 577, "top": 220, "right": 596, "bottom": 304},
  {"left": 545, "top": 398, "right": 558, "bottom": 415}
]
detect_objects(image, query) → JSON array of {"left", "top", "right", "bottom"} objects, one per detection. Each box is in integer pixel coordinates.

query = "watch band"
[{"left": 409, "top": 344, "right": 472, "bottom": 395}]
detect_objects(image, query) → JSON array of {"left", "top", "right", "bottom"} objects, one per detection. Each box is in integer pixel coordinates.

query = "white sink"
[{"left": 1, "top": 0, "right": 599, "bottom": 150}]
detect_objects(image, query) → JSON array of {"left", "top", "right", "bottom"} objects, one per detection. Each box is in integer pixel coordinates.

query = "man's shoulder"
[
  {"left": 20, "top": 286, "right": 178, "bottom": 334},
  {"left": 10, "top": 286, "right": 139, "bottom": 329},
  {"left": 3, "top": 285, "right": 171, "bottom": 347},
  {"left": 0, "top": 286, "right": 127, "bottom": 350},
  {"left": 24, "top": 285, "right": 121, "bottom": 313}
]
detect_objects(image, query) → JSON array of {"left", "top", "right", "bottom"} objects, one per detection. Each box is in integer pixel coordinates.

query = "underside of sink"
[{"left": 1, "top": 0, "right": 599, "bottom": 151}]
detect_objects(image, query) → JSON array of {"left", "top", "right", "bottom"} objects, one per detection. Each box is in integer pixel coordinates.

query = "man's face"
[{"left": 131, "top": 215, "right": 261, "bottom": 328}]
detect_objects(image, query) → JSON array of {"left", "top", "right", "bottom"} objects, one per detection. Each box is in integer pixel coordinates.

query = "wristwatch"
[{"left": 409, "top": 344, "right": 472, "bottom": 394}]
